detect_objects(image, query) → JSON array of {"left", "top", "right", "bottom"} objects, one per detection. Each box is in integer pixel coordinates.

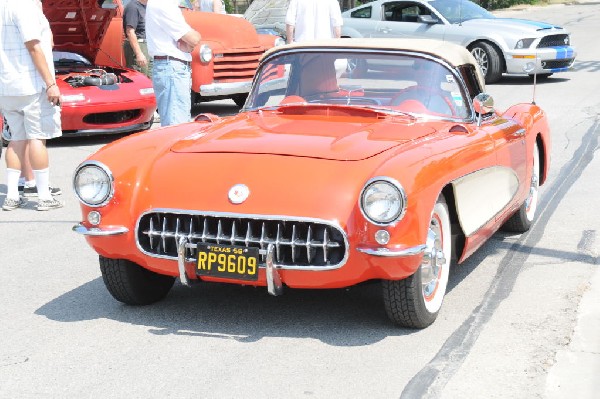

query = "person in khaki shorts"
[{"left": 0, "top": 0, "right": 64, "bottom": 211}]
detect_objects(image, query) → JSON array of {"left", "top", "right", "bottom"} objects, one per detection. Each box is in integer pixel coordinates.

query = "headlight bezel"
[
  {"left": 359, "top": 177, "right": 407, "bottom": 226},
  {"left": 515, "top": 38, "right": 535, "bottom": 49},
  {"left": 274, "top": 37, "right": 286, "bottom": 47},
  {"left": 73, "top": 161, "right": 114, "bottom": 208},
  {"left": 199, "top": 44, "right": 213, "bottom": 63}
]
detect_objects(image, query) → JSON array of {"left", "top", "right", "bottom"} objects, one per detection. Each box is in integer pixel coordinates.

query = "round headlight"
[
  {"left": 199, "top": 45, "right": 213, "bottom": 63},
  {"left": 360, "top": 178, "right": 406, "bottom": 225},
  {"left": 73, "top": 162, "right": 113, "bottom": 207},
  {"left": 274, "top": 37, "right": 286, "bottom": 47}
]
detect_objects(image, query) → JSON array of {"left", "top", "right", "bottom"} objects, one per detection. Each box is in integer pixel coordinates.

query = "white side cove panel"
[{"left": 452, "top": 166, "right": 519, "bottom": 237}]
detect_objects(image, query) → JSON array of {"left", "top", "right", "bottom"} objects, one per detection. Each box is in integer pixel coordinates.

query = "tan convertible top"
[{"left": 266, "top": 38, "right": 486, "bottom": 90}]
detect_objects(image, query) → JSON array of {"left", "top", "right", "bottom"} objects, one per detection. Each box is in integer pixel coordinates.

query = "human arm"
[
  {"left": 285, "top": 24, "right": 295, "bottom": 44},
  {"left": 25, "top": 40, "right": 60, "bottom": 105},
  {"left": 178, "top": 29, "right": 201, "bottom": 53},
  {"left": 125, "top": 26, "right": 148, "bottom": 67},
  {"left": 285, "top": 0, "right": 297, "bottom": 44}
]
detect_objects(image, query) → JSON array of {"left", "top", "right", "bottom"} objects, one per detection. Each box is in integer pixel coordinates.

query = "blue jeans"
[{"left": 152, "top": 59, "right": 192, "bottom": 126}]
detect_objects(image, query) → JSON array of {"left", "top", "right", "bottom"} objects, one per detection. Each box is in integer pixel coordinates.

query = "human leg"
[
  {"left": 152, "top": 60, "right": 191, "bottom": 126},
  {"left": 23, "top": 92, "right": 63, "bottom": 209}
]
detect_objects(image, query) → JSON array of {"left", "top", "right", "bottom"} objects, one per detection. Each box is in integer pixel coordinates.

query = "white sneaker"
[{"left": 36, "top": 198, "right": 64, "bottom": 211}]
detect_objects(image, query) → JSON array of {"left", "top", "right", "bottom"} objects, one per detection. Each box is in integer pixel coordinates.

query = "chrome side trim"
[
  {"left": 72, "top": 223, "right": 128, "bottom": 236},
  {"left": 356, "top": 244, "right": 427, "bottom": 257},
  {"left": 265, "top": 243, "right": 283, "bottom": 296}
]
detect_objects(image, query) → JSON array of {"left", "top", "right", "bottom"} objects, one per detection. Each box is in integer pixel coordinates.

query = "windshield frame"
[
  {"left": 430, "top": 0, "right": 495, "bottom": 24},
  {"left": 244, "top": 47, "right": 476, "bottom": 123}
]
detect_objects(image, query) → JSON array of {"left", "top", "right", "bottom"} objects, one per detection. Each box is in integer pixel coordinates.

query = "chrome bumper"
[
  {"left": 356, "top": 244, "right": 426, "bottom": 257},
  {"left": 199, "top": 81, "right": 252, "bottom": 97},
  {"left": 72, "top": 223, "right": 129, "bottom": 236},
  {"left": 176, "top": 238, "right": 283, "bottom": 296}
]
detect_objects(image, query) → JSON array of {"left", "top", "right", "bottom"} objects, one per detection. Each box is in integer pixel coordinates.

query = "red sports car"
[
  {"left": 73, "top": 39, "right": 550, "bottom": 328},
  {"left": 46, "top": 0, "right": 156, "bottom": 136}
]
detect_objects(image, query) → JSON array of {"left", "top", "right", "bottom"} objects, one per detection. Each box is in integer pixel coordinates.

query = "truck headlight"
[
  {"left": 360, "top": 177, "right": 406, "bottom": 225},
  {"left": 274, "top": 37, "right": 286, "bottom": 47},
  {"left": 199, "top": 45, "right": 213, "bottom": 63},
  {"left": 73, "top": 161, "right": 114, "bottom": 207}
]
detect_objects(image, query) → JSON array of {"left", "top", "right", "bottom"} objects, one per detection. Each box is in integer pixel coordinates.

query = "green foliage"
[
  {"left": 474, "top": 0, "right": 537, "bottom": 10},
  {"left": 223, "top": 0, "right": 234, "bottom": 14}
]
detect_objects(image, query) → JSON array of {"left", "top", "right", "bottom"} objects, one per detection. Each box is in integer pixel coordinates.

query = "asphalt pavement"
[{"left": 493, "top": 3, "right": 600, "bottom": 397}]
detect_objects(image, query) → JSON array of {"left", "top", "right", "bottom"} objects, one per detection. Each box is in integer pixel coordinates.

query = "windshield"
[
  {"left": 53, "top": 51, "right": 92, "bottom": 66},
  {"left": 430, "top": 0, "right": 495, "bottom": 23},
  {"left": 245, "top": 50, "right": 470, "bottom": 120}
]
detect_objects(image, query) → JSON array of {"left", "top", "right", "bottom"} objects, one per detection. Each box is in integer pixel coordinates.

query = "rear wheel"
[
  {"left": 470, "top": 42, "right": 503, "bottom": 84},
  {"left": 502, "top": 141, "right": 540, "bottom": 232},
  {"left": 233, "top": 94, "right": 248, "bottom": 107},
  {"left": 382, "top": 195, "right": 451, "bottom": 328},
  {"left": 99, "top": 256, "right": 175, "bottom": 305}
]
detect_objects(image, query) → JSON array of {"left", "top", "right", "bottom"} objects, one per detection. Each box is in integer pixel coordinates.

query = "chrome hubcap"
[
  {"left": 421, "top": 219, "right": 446, "bottom": 299},
  {"left": 472, "top": 48, "right": 488, "bottom": 76}
]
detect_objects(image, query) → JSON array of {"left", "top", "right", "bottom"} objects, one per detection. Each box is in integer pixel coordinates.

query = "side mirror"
[
  {"left": 473, "top": 93, "right": 494, "bottom": 114},
  {"left": 418, "top": 15, "right": 439, "bottom": 24}
]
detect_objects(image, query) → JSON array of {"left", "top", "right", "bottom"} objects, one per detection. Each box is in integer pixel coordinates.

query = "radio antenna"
[{"left": 523, "top": 55, "right": 538, "bottom": 105}]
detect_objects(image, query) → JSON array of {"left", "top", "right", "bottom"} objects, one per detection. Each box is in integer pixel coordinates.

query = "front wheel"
[
  {"left": 99, "top": 256, "right": 175, "bottom": 305},
  {"left": 232, "top": 94, "right": 248, "bottom": 107},
  {"left": 470, "top": 42, "right": 503, "bottom": 84},
  {"left": 382, "top": 195, "right": 452, "bottom": 328}
]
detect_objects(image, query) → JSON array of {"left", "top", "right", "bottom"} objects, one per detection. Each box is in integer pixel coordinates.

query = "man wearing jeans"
[{"left": 146, "top": 0, "right": 201, "bottom": 126}]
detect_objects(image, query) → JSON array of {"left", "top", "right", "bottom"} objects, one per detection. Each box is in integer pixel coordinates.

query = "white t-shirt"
[
  {"left": 285, "top": 0, "right": 343, "bottom": 43},
  {"left": 146, "top": 0, "right": 194, "bottom": 61},
  {"left": 0, "top": 0, "right": 54, "bottom": 96}
]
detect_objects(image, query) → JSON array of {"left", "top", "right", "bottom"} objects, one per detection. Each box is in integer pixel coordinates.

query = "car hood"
[
  {"left": 461, "top": 18, "right": 565, "bottom": 35},
  {"left": 43, "top": 0, "right": 117, "bottom": 62},
  {"left": 170, "top": 109, "right": 436, "bottom": 161},
  {"left": 182, "top": 9, "right": 261, "bottom": 48}
]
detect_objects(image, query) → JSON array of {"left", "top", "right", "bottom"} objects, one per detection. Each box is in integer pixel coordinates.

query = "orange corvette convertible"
[{"left": 73, "top": 39, "right": 550, "bottom": 328}]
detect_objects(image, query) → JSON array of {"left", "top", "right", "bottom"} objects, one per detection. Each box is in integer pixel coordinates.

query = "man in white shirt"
[
  {"left": 0, "top": 0, "right": 64, "bottom": 211},
  {"left": 146, "top": 0, "right": 201, "bottom": 126},
  {"left": 285, "top": 0, "right": 343, "bottom": 44}
]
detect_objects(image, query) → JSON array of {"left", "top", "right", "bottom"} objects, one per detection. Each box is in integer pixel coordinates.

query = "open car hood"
[
  {"left": 43, "top": 0, "right": 117, "bottom": 62},
  {"left": 171, "top": 110, "right": 436, "bottom": 161}
]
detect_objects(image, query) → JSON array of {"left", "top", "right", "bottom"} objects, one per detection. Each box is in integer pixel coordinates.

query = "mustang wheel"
[
  {"left": 470, "top": 42, "right": 502, "bottom": 84},
  {"left": 383, "top": 195, "right": 451, "bottom": 328},
  {"left": 502, "top": 141, "right": 540, "bottom": 232},
  {"left": 99, "top": 256, "right": 175, "bottom": 305}
]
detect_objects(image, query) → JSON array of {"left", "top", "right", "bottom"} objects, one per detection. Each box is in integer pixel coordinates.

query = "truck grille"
[
  {"left": 137, "top": 211, "right": 348, "bottom": 269},
  {"left": 213, "top": 47, "right": 265, "bottom": 82},
  {"left": 538, "top": 35, "right": 569, "bottom": 48}
]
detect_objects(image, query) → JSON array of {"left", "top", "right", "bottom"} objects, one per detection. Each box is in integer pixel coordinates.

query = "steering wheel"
[{"left": 391, "top": 86, "right": 457, "bottom": 117}]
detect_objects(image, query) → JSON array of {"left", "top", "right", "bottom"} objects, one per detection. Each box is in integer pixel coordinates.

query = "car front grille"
[
  {"left": 83, "top": 110, "right": 141, "bottom": 124},
  {"left": 213, "top": 48, "right": 264, "bottom": 82},
  {"left": 538, "top": 34, "right": 569, "bottom": 48},
  {"left": 541, "top": 59, "right": 574, "bottom": 69},
  {"left": 137, "top": 211, "right": 348, "bottom": 269}
]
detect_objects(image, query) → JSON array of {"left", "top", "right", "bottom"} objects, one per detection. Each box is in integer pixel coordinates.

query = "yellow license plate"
[{"left": 196, "top": 243, "right": 259, "bottom": 281}]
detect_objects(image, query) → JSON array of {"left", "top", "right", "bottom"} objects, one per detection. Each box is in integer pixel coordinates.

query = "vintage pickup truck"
[{"left": 96, "top": 0, "right": 284, "bottom": 106}]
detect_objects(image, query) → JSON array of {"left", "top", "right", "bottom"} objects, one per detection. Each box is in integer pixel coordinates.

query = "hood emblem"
[{"left": 228, "top": 184, "right": 250, "bottom": 204}]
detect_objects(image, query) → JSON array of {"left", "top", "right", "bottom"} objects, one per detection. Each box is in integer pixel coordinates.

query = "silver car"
[{"left": 342, "top": 0, "right": 576, "bottom": 83}]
